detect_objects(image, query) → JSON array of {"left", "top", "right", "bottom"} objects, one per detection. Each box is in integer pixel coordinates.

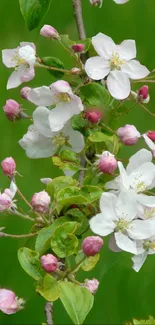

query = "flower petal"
[
  {"left": 100, "top": 192, "right": 117, "bottom": 214},
  {"left": 118, "top": 161, "right": 130, "bottom": 190},
  {"left": 2, "top": 48, "right": 19, "bottom": 68},
  {"left": 50, "top": 80, "right": 72, "bottom": 94},
  {"left": 108, "top": 234, "right": 122, "bottom": 252},
  {"left": 128, "top": 219, "right": 155, "bottom": 240},
  {"left": 114, "top": 232, "right": 137, "bottom": 254},
  {"left": 7, "top": 65, "right": 34, "bottom": 89},
  {"left": 130, "top": 162, "right": 155, "bottom": 192},
  {"left": 137, "top": 194, "right": 155, "bottom": 207},
  {"left": 33, "top": 106, "right": 52, "bottom": 137},
  {"left": 92, "top": 33, "right": 116, "bottom": 59},
  {"left": 89, "top": 213, "right": 115, "bottom": 236},
  {"left": 113, "top": 0, "right": 129, "bottom": 4},
  {"left": 63, "top": 122, "right": 85, "bottom": 153},
  {"left": 121, "top": 60, "right": 150, "bottom": 80},
  {"left": 126, "top": 148, "right": 152, "bottom": 174},
  {"left": 85, "top": 57, "right": 110, "bottom": 80},
  {"left": 28, "top": 86, "right": 54, "bottom": 106},
  {"left": 143, "top": 134, "right": 155, "bottom": 151},
  {"left": 116, "top": 190, "right": 137, "bottom": 221},
  {"left": 105, "top": 176, "right": 121, "bottom": 191},
  {"left": 117, "top": 40, "right": 136, "bottom": 60},
  {"left": 132, "top": 252, "right": 147, "bottom": 272},
  {"left": 107, "top": 70, "right": 130, "bottom": 100}
]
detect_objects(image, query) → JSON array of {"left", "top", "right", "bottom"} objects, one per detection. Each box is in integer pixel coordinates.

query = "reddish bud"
[
  {"left": 85, "top": 110, "right": 102, "bottom": 124},
  {"left": 40, "top": 25, "right": 59, "bottom": 39},
  {"left": 41, "top": 254, "right": 58, "bottom": 273},
  {"left": 147, "top": 131, "right": 155, "bottom": 142},
  {"left": 82, "top": 236, "right": 103, "bottom": 256},
  {"left": 72, "top": 44, "right": 85, "bottom": 53},
  {"left": 138, "top": 85, "right": 149, "bottom": 100},
  {"left": 83, "top": 279, "right": 99, "bottom": 294},
  {"left": 20, "top": 87, "right": 31, "bottom": 100},
  {"left": 3, "top": 100, "right": 20, "bottom": 121},
  {"left": 1, "top": 157, "right": 16, "bottom": 177},
  {"left": 31, "top": 191, "right": 50, "bottom": 213},
  {"left": 117, "top": 124, "right": 140, "bottom": 146},
  {"left": 97, "top": 151, "right": 117, "bottom": 174}
]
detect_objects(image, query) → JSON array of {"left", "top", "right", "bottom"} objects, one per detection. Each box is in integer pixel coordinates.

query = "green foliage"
[
  {"left": 19, "top": 0, "right": 52, "bottom": 31},
  {"left": 18, "top": 247, "right": 42, "bottom": 280},
  {"left": 59, "top": 281, "right": 94, "bottom": 324},
  {"left": 81, "top": 254, "right": 100, "bottom": 271},
  {"left": 132, "top": 316, "right": 155, "bottom": 325},
  {"left": 52, "top": 150, "right": 80, "bottom": 174},
  {"left": 60, "top": 35, "right": 91, "bottom": 53},
  {"left": 81, "top": 185, "right": 102, "bottom": 203},
  {"left": 51, "top": 222, "right": 79, "bottom": 258},
  {"left": 71, "top": 114, "right": 88, "bottom": 133},
  {"left": 56, "top": 186, "right": 89, "bottom": 213},
  {"left": 41, "top": 56, "right": 64, "bottom": 78},
  {"left": 36, "top": 274, "right": 60, "bottom": 301},
  {"left": 80, "top": 82, "right": 110, "bottom": 107},
  {"left": 46, "top": 176, "right": 78, "bottom": 199},
  {"left": 88, "top": 132, "right": 120, "bottom": 155}
]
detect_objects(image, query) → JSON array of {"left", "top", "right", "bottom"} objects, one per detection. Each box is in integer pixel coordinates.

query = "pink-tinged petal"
[
  {"left": 20, "top": 67, "right": 35, "bottom": 82},
  {"left": 132, "top": 252, "right": 147, "bottom": 272},
  {"left": 114, "top": 232, "right": 137, "bottom": 254},
  {"left": 107, "top": 70, "right": 130, "bottom": 100},
  {"left": 28, "top": 86, "right": 54, "bottom": 106},
  {"left": 85, "top": 57, "right": 110, "bottom": 80},
  {"left": 117, "top": 40, "right": 136, "bottom": 60},
  {"left": 143, "top": 134, "right": 155, "bottom": 151},
  {"left": 50, "top": 80, "right": 72, "bottom": 94},
  {"left": 108, "top": 234, "right": 122, "bottom": 252},
  {"left": 33, "top": 106, "right": 52, "bottom": 138},
  {"left": 90, "top": 213, "right": 115, "bottom": 236},
  {"left": 2, "top": 48, "right": 19, "bottom": 68},
  {"left": 20, "top": 42, "right": 36, "bottom": 52},
  {"left": 126, "top": 148, "right": 152, "bottom": 174},
  {"left": 7, "top": 65, "right": 35, "bottom": 89},
  {"left": 63, "top": 122, "right": 85, "bottom": 153},
  {"left": 92, "top": 33, "right": 116, "bottom": 59},
  {"left": 128, "top": 219, "right": 155, "bottom": 240},
  {"left": 121, "top": 60, "right": 150, "bottom": 80}
]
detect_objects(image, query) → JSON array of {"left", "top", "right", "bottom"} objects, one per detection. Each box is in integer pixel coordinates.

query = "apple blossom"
[
  {"left": 85, "top": 110, "right": 102, "bottom": 124},
  {"left": 20, "top": 87, "right": 31, "bottom": 100},
  {"left": 0, "top": 181, "right": 17, "bottom": 212},
  {"left": 72, "top": 44, "right": 85, "bottom": 53},
  {"left": 19, "top": 106, "right": 85, "bottom": 158},
  {"left": 0, "top": 289, "right": 24, "bottom": 315},
  {"left": 82, "top": 236, "right": 104, "bottom": 256},
  {"left": 132, "top": 236, "right": 155, "bottom": 272},
  {"left": 117, "top": 124, "right": 140, "bottom": 145},
  {"left": 1, "top": 157, "right": 16, "bottom": 178},
  {"left": 2, "top": 42, "right": 36, "bottom": 89},
  {"left": 85, "top": 33, "right": 149, "bottom": 99},
  {"left": 90, "top": 191, "right": 155, "bottom": 254},
  {"left": 41, "top": 254, "right": 58, "bottom": 272},
  {"left": 96, "top": 151, "right": 118, "bottom": 174},
  {"left": 3, "top": 99, "right": 21, "bottom": 121},
  {"left": 138, "top": 85, "right": 149, "bottom": 100},
  {"left": 147, "top": 131, "right": 155, "bottom": 142},
  {"left": 27, "top": 81, "right": 84, "bottom": 131},
  {"left": 31, "top": 190, "right": 50, "bottom": 213},
  {"left": 83, "top": 279, "right": 99, "bottom": 294},
  {"left": 40, "top": 25, "right": 59, "bottom": 39}
]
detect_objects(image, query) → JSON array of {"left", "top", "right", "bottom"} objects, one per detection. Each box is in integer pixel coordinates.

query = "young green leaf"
[
  {"left": 46, "top": 176, "right": 78, "bottom": 199},
  {"left": 19, "top": 0, "right": 52, "bottom": 31},
  {"left": 81, "top": 254, "right": 100, "bottom": 271},
  {"left": 18, "top": 247, "right": 42, "bottom": 280},
  {"left": 36, "top": 274, "right": 59, "bottom": 301},
  {"left": 59, "top": 281, "right": 94, "bottom": 324},
  {"left": 56, "top": 186, "right": 89, "bottom": 213},
  {"left": 80, "top": 83, "right": 110, "bottom": 107},
  {"left": 41, "top": 57, "right": 64, "bottom": 78}
]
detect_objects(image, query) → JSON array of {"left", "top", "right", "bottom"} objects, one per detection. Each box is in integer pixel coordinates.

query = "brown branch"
[
  {"left": 72, "top": 0, "right": 86, "bottom": 40},
  {"left": 45, "top": 302, "right": 54, "bottom": 325}
]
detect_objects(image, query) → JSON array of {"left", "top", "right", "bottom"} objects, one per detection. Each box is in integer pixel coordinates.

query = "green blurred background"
[{"left": 1, "top": 0, "right": 155, "bottom": 324}]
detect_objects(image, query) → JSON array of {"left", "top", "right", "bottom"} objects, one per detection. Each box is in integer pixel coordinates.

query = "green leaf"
[
  {"left": 59, "top": 281, "right": 94, "bottom": 324},
  {"left": 80, "top": 83, "right": 110, "bottom": 107},
  {"left": 41, "top": 57, "right": 64, "bottom": 79},
  {"left": 35, "top": 217, "right": 70, "bottom": 254},
  {"left": 60, "top": 150, "right": 79, "bottom": 164},
  {"left": 60, "top": 34, "right": 75, "bottom": 48},
  {"left": 82, "top": 254, "right": 100, "bottom": 271},
  {"left": 88, "top": 132, "right": 112, "bottom": 143},
  {"left": 51, "top": 222, "right": 79, "bottom": 258},
  {"left": 56, "top": 186, "right": 89, "bottom": 213},
  {"left": 18, "top": 247, "right": 42, "bottom": 280},
  {"left": 133, "top": 316, "right": 155, "bottom": 325},
  {"left": 46, "top": 176, "right": 78, "bottom": 199},
  {"left": 81, "top": 185, "right": 102, "bottom": 203},
  {"left": 71, "top": 114, "right": 88, "bottom": 132},
  {"left": 52, "top": 155, "right": 80, "bottom": 174},
  {"left": 88, "top": 132, "right": 120, "bottom": 155},
  {"left": 66, "top": 208, "right": 88, "bottom": 236},
  {"left": 19, "top": 0, "right": 52, "bottom": 31},
  {"left": 36, "top": 274, "right": 59, "bottom": 301}
]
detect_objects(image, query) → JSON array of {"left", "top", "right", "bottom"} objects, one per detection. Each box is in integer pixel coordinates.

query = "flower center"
[
  {"left": 52, "top": 132, "right": 69, "bottom": 146},
  {"left": 12, "top": 53, "right": 25, "bottom": 66},
  {"left": 110, "top": 53, "right": 125, "bottom": 70},
  {"left": 59, "top": 93, "right": 70, "bottom": 103},
  {"left": 115, "top": 218, "right": 130, "bottom": 232},
  {"left": 144, "top": 207, "right": 155, "bottom": 219},
  {"left": 143, "top": 240, "right": 155, "bottom": 251}
]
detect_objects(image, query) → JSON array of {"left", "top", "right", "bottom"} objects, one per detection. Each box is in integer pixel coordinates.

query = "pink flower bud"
[
  {"left": 82, "top": 236, "right": 103, "bottom": 256},
  {"left": 146, "top": 131, "right": 155, "bottom": 142},
  {"left": 97, "top": 151, "right": 117, "bottom": 174},
  {"left": 117, "top": 124, "right": 140, "bottom": 146},
  {"left": 85, "top": 110, "right": 102, "bottom": 124},
  {"left": 41, "top": 254, "right": 58, "bottom": 273},
  {"left": 0, "top": 289, "right": 24, "bottom": 315},
  {"left": 1, "top": 157, "right": 16, "bottom": 177},
  {"left": 138, "top": 85, "right": 149, "bottom": 100},
  {"left": 20, "top": 87, "right": 31, "bottom": 100},
  {"left": 72, "top": 44, "right": 85, "bottom": 53},
  {"left": 83, "top": 279, "right": 99, "bottom": 294},
  {"left": 71, "top": 67, "right": 81, "bottom": 75},
  {"left": 0, "top": 193, "right": 12, "bottom": 211},
  {"left": 31, "top": 190, "right": 50, "bottom": 213},
  {"left": 3, "top": 100, "right": 20, "bottom": 121},
  {"left": 40, "top": 25, "right": 59, "bottom": 39}
]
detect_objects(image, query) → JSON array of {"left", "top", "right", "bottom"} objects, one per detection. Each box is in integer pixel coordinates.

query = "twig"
[
  {"left": 72, "top": 0, "right": 86, "bottom": 40},
  {"left": 4, "top": 232, "right": 38, "bottom": 239},
  {"left": 13, "top": 210, "right": 35, "bottom": 222},
  {"left": 78, "top": 155, "right": 86, "bottom": 186},
  {"left": 139, "top": 102, "right": 155, "bottom": 117},
  {"left": 45, "top": 302, "right": 54, "bottom": 325},
  {"left": 35, "top": 63, "right": 72, "bottom": 75}
]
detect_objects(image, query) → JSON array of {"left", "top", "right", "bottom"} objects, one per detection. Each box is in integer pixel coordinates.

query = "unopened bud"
[
  {"left": 72, "top": 44, "right": 85, "bottom": 53},
  {"left": 0, "top": 289, "right": 24, "bottom": 315},
  {"left": 71, "top": 67, "right": 81, "bottom": 75},
  {"left": 31, "top": 190, "right": 50, "bottom": 213},
  {"left": 41, "top": 254, "right": 58, "bottom": 273},
  {"left": 20, "top": 87, "right": 31, "bottom": 100},
  {"left": 40, "top": 25, "right": 59, "bottom": 39},
  {"left": 83, "top": 279, "right": 99, "bottom": 294},
  {"left": 82, "top": 236, "right": 103, "bottom": 256},
  {"left": 3, "top": 100, "right": 20, "bottom": 121},
  {"left": 85, "top": 110, "right": 102, "bottom": 124},
  {"left": 1, "top": 157, "right": 16, "bottom": 178},
  {"left": 0, "top": 193, "right": 12, "bottom": 212},
  {"left": 117, "top": 124, "right": 140, "bottom": 146},
  {"left": 138, "top": 85, "right": 149, "bottom": 100},
  {"left": 97, "top": 151, "right": 117, "bottom": 174},
  {"left": 147, "top": 131, "right": 155, "bottom": 142}
]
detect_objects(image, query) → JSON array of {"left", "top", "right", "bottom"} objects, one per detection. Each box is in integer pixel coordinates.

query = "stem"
[
  {"left": 133, "top": 79, "right": 155, "bottom": 83},
  {"left": 14, "top": 210, "right": 35, "bottom": 222},
  {"left": 45, "top": 302, "right": 54, "bottom": 325},
  {"left": 35, "top": 63, "right": 72, "bottom": 75},
  {"left": 78, "top": 156, "right": 86, "bottom": 186},
  {"left": 5, "top": 232, "right": 38, "bottom": 239},
  {"left": 139, "top": 102, "right": 155, "bottom": 117},
  {"left": 102, "top": 123, "right": 117, "bottom": 135},
  {"left": 72, "top": 0, "right": 86, "bottom": 40},
  {"left": 70, "top": 256, "right": 86, "bottom": 274}
]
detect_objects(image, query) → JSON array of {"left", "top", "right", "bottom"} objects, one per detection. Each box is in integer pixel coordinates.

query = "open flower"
[
  {"left": 0, "top": 181, "right": 17, "bottom": 212},
  {"left": 27, "top": 81, "right": 84, "bottom": 132},
  {"left": 90, "top": 191, "right": 155, "bottom": 254},
  {"left": 85, "top": 33, "right": 149, "bottom": 99},
  {"left": 2, "top": 42, "right": 36, "bottom": 89},
  {"left": 0, "top": 289, "right": 24, "bottom": 315},
  {"left": 19, "top": 106, "right": 84, "bottom": 159},
  {"left": 132, "top": 236, "right": 155, "bottom": 272}
]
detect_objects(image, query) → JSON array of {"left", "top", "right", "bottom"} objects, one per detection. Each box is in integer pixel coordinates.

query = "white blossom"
[
  {"left": 2, "top": 42, "right": 36, "bottom": 89},
  {"left": 132, "top": 236, "right": 155, "bottom": 272},
  {"left": 85, "top": 33, "right": 149, "bottom": 99}
]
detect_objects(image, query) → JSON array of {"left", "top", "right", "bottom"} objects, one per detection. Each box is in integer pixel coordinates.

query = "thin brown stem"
[
  {"left": 5, "top": 232, "right": 38, "bottom": 239},
  {"left": 45, "top": 302, "right": 54, "bottom": 325},
  {"left": 72, "top": 0, "right": 86, "bottom": 40}
]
